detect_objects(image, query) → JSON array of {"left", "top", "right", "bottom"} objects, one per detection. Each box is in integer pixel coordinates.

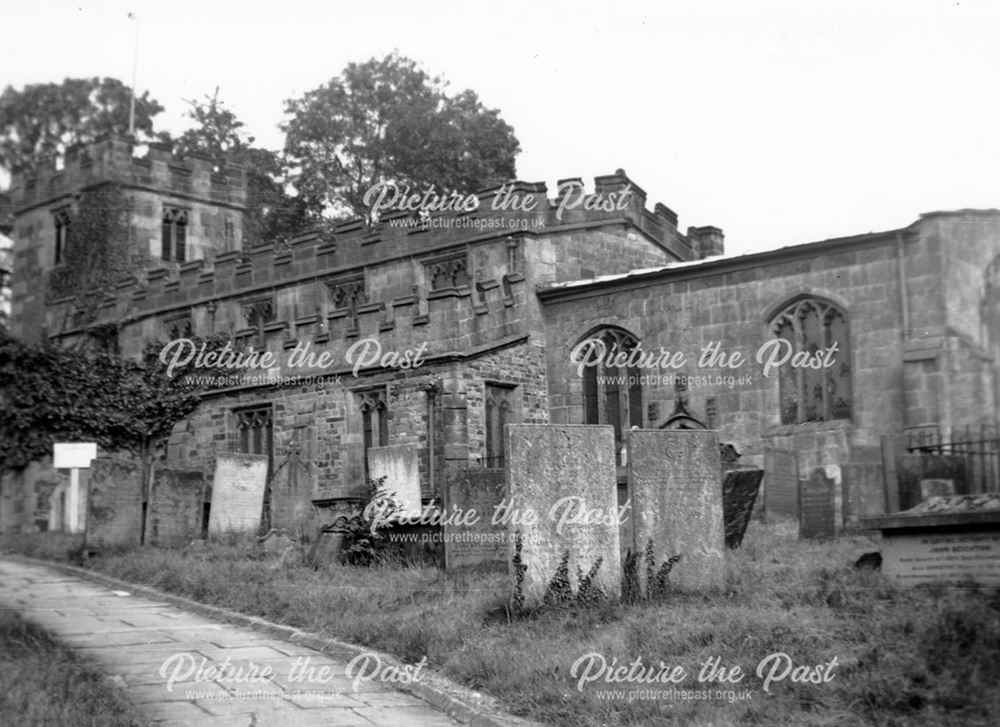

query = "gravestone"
[
  {"left": 506, "top": 425, "right": 621, "bottom": 607},
  {"left": 306, "top": 530, "right": 346, "bottom": 568},
  {"left": 799, "top": 467, "right": 837, "bottom": 539},
  {"left": 896, "top": 454, "right": 967, "bottom": 510},
  {"left": 722, "top": 469, "right": 764, "bottom": 548},
  {"left": 864, "top": 495, "right": 1000, "bottom": 586},
  {"left": 147, "top": 469, "right": 205, "bottom": 546},
  {"left": 841, "top": 460, "right": 887, "bottom": 522},
  {"left": 208, "top": 453, "right": 269, "bottom": 534},
  {"left": 85, "top": 459, "right": 143, "bottom": 547},
  {"left": 367, "top": 445, "right": 421, "bottom": 518},
  {"left": 628, "top": 429, "right": 725, "bottom": 591},
  {"left": 270, "top": 440, "right": 316, "bottom": 532},
  {"left": 764, "top": 449, "right": 799, "bottom": 518},
  {"left": 444, "top": 470, "right": 507, "bottom": 569},
  {"left": 920, "top": 478, "right": 956, "bottom": 500}
]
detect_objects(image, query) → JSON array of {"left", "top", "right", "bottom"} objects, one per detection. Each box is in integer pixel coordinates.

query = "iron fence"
[{"left": 906, "top": 423, "right": 1000, "bottom": 494}]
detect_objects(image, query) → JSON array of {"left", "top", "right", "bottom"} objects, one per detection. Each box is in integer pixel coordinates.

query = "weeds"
[{"left": 3, "top": 520, "right": 999, "bottom": 726}]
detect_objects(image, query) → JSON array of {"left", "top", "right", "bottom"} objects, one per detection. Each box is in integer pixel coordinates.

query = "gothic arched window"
[
  {"left": 161, "top": 208, "right": 188, "bottom": 262},
  {"left": 578, "top": 327, "right": 643, "bottom": 462},
  {"left": 769, "top": 297, "right": 851, "bottom": 424},
  {"left": 484, "top": 384, "right": 515, "bottom": 468}
]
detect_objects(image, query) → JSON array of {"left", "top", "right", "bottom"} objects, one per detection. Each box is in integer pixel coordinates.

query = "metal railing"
[{"left": 906, "top": 423, "right": 1000, "bottom": 493}]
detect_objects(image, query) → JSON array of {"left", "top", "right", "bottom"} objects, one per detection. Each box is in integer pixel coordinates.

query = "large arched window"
[
  {"left": 769, "top": 297, "right": 851, "bottom": 424},
  {"left": 579, "top": 327, "right": 643, "bottom": 461}
]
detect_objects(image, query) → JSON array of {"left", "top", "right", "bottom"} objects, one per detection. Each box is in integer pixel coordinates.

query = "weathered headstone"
[
  {"left": 444, "top": 470, "right": 507, "bottom": 569},
  {"left": 764, "top": 449, "right": 799, "bottom": 518},
  {"left": 367, "top": 445, "right": 421, "bottom": 518},
  {"left": 147, "top": 469, "right": 205, "bottom": 546},
  {"left": 841, "top": 460, "right": 887, "bottom": 522},
  {"left": 506, "top": 425, "right": 621, "bottom": 607},
  {"left": 85, "top": 459, "right": 143, "bottom": 547},
  {"left": 864, "top": 495, "right": 1000, "bottom": 586},
  {"left": 799, "top": 467, "right": 836, "bottom": 539},
  {"left": 208, "top": 453, "right": 268, "bottom": 534},
  {"left": 270, "top": 440, "right": 316, "bottom": 531},
  {"left": 306, "top": 530, "right": 343, "bottom": 566},
  {"left": 896, "top": 454, "right": 968, "bottom": 510},
  {"left": 722, "top": 469, "right": 764, "bottom": 548},
  {"left": 628, "top": 429, "right": 725, "bottom": 591},
  {"left": 920, "top": 478, "right": 956, "bottom": 500},
  {"left": 258, "top": 529, "right": 294, "bottom": 555}
]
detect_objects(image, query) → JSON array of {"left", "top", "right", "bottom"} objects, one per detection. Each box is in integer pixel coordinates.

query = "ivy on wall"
[
  {"left": 47, "top": 183, "right": 149, "bottom": 332},
  {"left": 0, "top": 332, "right": 233, "bottom": 474}
]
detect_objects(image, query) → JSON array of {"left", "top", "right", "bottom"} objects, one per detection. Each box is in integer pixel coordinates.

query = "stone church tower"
[{"left": 7, "top": 134, "right": 246, "bottom": 343}]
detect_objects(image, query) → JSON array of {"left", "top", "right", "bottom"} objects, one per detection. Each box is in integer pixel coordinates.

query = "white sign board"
[{"left": 53, "top": 442, "right": 98, "bottom": 469}]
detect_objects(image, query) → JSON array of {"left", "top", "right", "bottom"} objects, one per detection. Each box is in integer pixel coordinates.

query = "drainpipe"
[
  {"left": 897, "top": 232, "right": 910, "bottom": 336},
  {"left": 425, "top": 378, "right": 442, "bottom": 566},
  {"left": 425, "top": 379, "right": 441, "bottom": 500}
]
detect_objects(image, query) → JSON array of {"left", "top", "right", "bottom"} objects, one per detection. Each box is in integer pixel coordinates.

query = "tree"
[
  {"left": 0, "top": 77, "right": 165, "bottom": 178},
  {"left": 175, "top": 90, "right": 312, "bottom": 246},
  {"left": 0, "top": 332, "right": 239, "bottom": 509},
  {"left": 282, "top": 53, "right": 520, "bottom": 220}
]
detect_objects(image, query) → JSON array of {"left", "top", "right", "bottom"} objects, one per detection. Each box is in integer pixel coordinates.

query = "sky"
[{"left": 3, "top": 0, "right": 999, "bottom": 257}]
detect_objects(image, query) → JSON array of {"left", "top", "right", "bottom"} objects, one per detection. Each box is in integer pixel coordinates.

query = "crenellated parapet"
[
  {"left": 10, "top": 135, "right": 247, "bottom": 213},
  {"left": 40, "top": 168, "right": 716, "bottom": 368}
]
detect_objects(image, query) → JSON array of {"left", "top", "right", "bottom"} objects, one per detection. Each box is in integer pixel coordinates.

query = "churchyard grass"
[
  {"left": 3, "top": 520, "right": 999, "bottom": 726},
  {"left": 0, "top": 609, "right": 149, "bottom": 726}
]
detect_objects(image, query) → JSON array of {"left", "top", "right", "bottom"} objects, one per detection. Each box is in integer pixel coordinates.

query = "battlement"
[
  {"left": 47, "top": 168, "right": 690, "bottom": 310},
  {"left": 10, "top": 135, "right": 247, "bottom": 212},
  {"left": 38, "top": 167, "right": 719, "bottom": 362}
]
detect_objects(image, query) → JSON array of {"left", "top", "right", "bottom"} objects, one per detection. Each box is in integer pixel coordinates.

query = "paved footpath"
[{"left": 0, "top": 558, "right": 465, "bottom": 727}]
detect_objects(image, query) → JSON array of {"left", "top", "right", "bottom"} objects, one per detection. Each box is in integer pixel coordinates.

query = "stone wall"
[{"left": 543, "top": 232, "right": 909, "bottom": 468}]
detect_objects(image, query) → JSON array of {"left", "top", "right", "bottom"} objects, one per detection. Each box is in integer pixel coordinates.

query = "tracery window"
[
  {"left": 579, "top": 327, "right": 642, "bottom": 462},
  {"left": 769, "top": 297, "right": 851, "bottom": 424}
]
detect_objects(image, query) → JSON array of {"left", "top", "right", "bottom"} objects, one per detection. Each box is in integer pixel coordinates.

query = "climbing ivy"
[{"left": 0, "top": 332, "right": 234, "bottom": 474}]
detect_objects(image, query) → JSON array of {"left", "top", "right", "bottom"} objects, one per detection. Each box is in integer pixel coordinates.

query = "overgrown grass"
[
  {"left": 0, "top": 610, "right": 149, "bottom": 726},
  {"left": 4, "top": 521, "right": 999, "bottom": 726}
]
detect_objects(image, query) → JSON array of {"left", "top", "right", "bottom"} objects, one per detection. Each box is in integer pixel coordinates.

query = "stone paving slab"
[{"left": 0, "top": 558, "right": 471, "bottom": 727}]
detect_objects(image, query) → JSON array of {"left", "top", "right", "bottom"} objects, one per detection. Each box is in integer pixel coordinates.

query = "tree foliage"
[
  {"left": 0, "top": 333, "right": 233, "bottom": 473},
  {"left": 174, "top": 90, "right": 312, "bottom": 246},
  {"left": 282, "top": 52, "right": 520, "bottom": 220},
  {"left": 0, "top": 77, "right": 164, "bottom": 177}
]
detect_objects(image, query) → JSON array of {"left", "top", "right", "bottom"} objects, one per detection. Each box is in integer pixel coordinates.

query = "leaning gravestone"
[
  {"left": 86, "top": 459, "right": 143, "bottom": 547},
  {"left": 799, "top": 467, "right": 837, "bottom": 539},
  {"left": 628, "top": 430, "right": 725, "bottom": 592},
  {"left": 763, "top": 449, "right": 799, "bottom": 518},
  {"left": 208, "top": 453, "right": 269, "bottom": 535},
  {"left": 722, "top": 469, "right": 764, "bottom": 548},
  {"left": 367, "top": 445, "right": 422, "bottom": 518},
  {"left": 444, "top": 470, "right": 507, "bottom": 569},
  {"left": 147, "top": 469, "right": 205, "bottom": 546},
  {"left": 506, "top": 425, "right": 621, "bottom": 607}
]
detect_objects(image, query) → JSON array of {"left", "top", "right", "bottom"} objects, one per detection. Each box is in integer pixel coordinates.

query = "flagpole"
[{"left": 128, "top": 12, "right": 139, "bottom": 136}]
